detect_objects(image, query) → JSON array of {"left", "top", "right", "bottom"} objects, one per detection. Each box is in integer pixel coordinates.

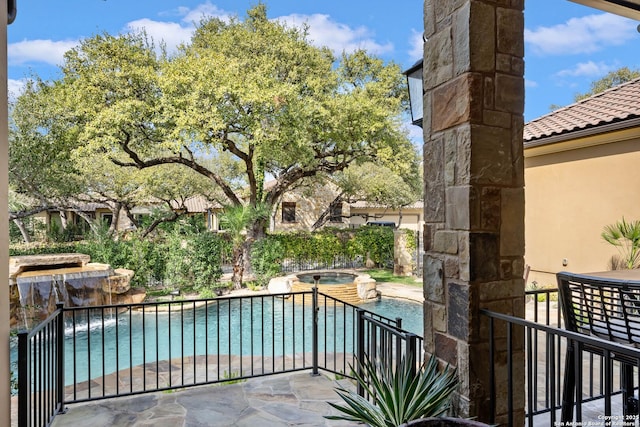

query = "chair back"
[{"left": 557, "top": 271, "right": 640, "bottom": 346}]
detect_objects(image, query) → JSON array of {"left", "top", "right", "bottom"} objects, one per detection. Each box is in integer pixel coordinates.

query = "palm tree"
[
  {"left": 601, "top": 218, "right": 640, "bottom": 269},
  {"left": 219, "top": 203, "right": 270, "bottom": 289}
]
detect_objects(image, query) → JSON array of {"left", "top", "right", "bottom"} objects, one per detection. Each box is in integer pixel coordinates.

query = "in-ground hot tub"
[
  {"left": 296, "top": 272, "right": 357, "bottom": 285},
  {"left": 267, "top": 271, "right": 378, "bottom": 304}
]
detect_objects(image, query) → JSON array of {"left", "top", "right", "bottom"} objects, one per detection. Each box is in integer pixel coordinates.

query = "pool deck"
[
  {"left": 11, "top": 280, "right": 421, "bottom": 427},
  {"left": 10, "top": 281, "right": 626, "bottom": 425},
  {"left": 45, "top": 371, "right": 356, "bottom": 427}
]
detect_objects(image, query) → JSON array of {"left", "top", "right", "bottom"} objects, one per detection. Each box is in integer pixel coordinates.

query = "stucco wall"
[
  {"left": 525, "top": 137, "right": 640, "bottom": 287},
  {"left": 349, "top": 208, "right": 423, "bottom": 231}
]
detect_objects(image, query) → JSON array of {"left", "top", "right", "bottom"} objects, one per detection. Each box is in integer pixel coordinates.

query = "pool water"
[
  {"left": 11, "top": 297, "right": 422, "bottom": 387},
  {"left": 296, "top": 272, "right": 357, "bottom": 285}
]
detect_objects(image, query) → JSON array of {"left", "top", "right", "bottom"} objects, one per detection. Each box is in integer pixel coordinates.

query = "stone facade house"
[
  {"left": 268, "top": 180, "right": 423, "bottom": 232},
  {"left": 524, "top": 77, "right": 640, "bottom": 288}
]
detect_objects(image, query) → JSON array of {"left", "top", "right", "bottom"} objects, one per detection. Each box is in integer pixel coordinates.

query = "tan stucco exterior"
[
  {"left": 524, "top": 129, "right": 640, "bottom": 287},
  {"left": 348, "top": 205, "right": 423, "bottom": 231}
]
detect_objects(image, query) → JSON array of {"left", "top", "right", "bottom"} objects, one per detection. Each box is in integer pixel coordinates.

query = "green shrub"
[
  {"left": 348, "top": 226, "right": 394, "bottom": 266},
  {"left": 251, "top": 238, "right": 285, "bottom": 286},
  {"left": 327, "top": 354, "right": 458, "bottom": 426},
  {"left": 189, "top": 231, "right": 225, "bottom": 292},
  {"left": 162, "top": 228, "right": 226, "bottom": 293},
  {"left": 10, "top": 241, "right": 78, "bottom": 256}
]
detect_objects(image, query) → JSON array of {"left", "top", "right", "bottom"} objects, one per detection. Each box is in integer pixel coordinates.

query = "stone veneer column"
[{"left": 422, "top": 0, "right": 525, "bottom": 424}]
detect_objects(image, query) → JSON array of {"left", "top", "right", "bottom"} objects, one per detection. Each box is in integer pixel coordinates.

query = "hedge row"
[{"left": 10, "top": 225, "right": 413, "bottom": 292}]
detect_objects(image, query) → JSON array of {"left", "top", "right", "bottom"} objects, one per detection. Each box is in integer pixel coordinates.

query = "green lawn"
[{"left": 363, "top": 269, "right": 421, "bottom": 287}]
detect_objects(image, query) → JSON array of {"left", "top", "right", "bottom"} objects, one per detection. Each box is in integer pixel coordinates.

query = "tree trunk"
[
  {"left": 13, "top": 218, "right": 31, "bottom": 243},
  {"left": 243, "top": 217, "right": 267, "bottom": 278},
  {"left": 75, "top": 211, "right": 99, "bottom": 234},
  {"left": 109, "top": 202, "right": 121, "bottom": 235},
  {"left": 59, "top": 210, "right": 68, "bottom": 230},
  {"left": 231, "top": 247, "right": 244, "bottom": 290}
]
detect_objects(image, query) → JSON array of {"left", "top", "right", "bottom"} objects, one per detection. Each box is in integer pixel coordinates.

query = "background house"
[
  {"left": 269, "top": 180, "right": 423, "bottom": 232},
  {"left": 524, "top": 77, "right": 640, "bottom": 287}
]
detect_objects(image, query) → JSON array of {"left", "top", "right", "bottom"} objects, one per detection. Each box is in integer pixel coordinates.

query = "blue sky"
[{"left": 7, "top": 0, "right": 640, "bottom": 125}]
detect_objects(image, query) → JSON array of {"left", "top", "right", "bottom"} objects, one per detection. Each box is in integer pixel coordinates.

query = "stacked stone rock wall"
[{"left": 422, "top": 1, "right": 525, "bottom": 423}]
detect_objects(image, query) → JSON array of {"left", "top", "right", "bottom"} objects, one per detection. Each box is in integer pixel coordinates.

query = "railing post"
[
  {"left": 356, "top": 308, "right": 365, "bottom": 397},
  {"left": 17, "top": 330, "right": 28, "bottom": 427},
  {"left": 405, "top": 333, "right": 418, "bottom": 378},
  {"left": 395, "top": 316, "right": 402, "bottom": 330},
  {"left": 488, "top": 316, "right": 495, "bottom": 425},
  {"left": 311, "top": 287, "right": 319, "bottom": 376},
  {"left": 56, "top": 303, "right": 66, "bottom": 415}
]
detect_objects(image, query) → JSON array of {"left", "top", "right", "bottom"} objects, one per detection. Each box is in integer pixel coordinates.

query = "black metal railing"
[
  {"left": 483, "top": 306, "right": 640, "bottom": 425},
  {"left": 17, "top": 289, "right": 420, "bottom": 427},
  {"left": 17, "top": 304, "right": 66, "bottom": 427},
  {"left": 280, "top": 254, "right": 366, "bottom": 273},
  {"left": 355, "top": 309, "right": 421, "bottom": 397}
]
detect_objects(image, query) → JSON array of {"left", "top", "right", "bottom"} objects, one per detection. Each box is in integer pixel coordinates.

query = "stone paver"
[
  {"left": 48, "top": 371, "right": 356, "bottom": 427},
  {"left": 376, "top": 281, "right": 424, "bottom": 302}
]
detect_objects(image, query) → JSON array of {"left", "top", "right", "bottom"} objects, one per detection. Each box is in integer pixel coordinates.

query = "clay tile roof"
[{"left": 524, "top": 76, "right": 640, "bottom": 143}]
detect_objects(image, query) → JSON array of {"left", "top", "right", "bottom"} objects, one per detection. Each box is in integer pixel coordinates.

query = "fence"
[
  {"left": 484, "top": 287, "right": 640, "bottom": 426},
  {"left": 17, "top": 289, "right": 421, "bottom": 427},
  {"left": 17, "top": 304, "right": 65, "bottom": 427}
]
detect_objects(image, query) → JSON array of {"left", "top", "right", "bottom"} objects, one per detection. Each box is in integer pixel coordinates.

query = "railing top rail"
[
  {"left": 358, "top": 310, "right": 419, "bottom": 337},
  {"left": 58, "top": 289, "right": 408, "bottom": 331},
  {"left": 60, "top": 291, "right": 311, "bottom": 312},
  {"left": 480, "top": 308, "right": 640, "bottom": 360},
  {"left": 525, "top": 288, "right": 558, "bottom": 295},
  {"left": 318, "top": 292, "right": 406, "bottom": 325},
  {"left": 19, "top": 306, "right": 63, "bottom": 338}
]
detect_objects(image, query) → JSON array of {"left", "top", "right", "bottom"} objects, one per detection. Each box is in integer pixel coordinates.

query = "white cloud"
[
  {"left": 8, "top": 39, "right": 78, "bottom": 66},
  {"left": 525, "top": 13, "right": 637, "bottom": 56},
  {"left": 555, "top": 60, "right": 616, "bottom": 78},
  {"left": 126, "top": 4, "right": 231, "bottom": 54},
  {"left": 408, "top": 29, "right": 423, "bottom": 61},
  {"left": 525, "top": 79, "right": 538, "bottom": 88},
  {"left": 126, "top": 19, "right": 194, "bottom": 54},
  {"left": 277, "top": 13, "right": 393, "bottom": 56},
  {"left": 180, "top": 2, "right": 232, "bottom": 25},
  {"left": 8, "top": 78, "right": 27, "bottom": 100}
]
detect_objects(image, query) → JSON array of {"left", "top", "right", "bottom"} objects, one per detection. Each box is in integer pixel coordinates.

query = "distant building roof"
[
  {"left": 170, "top": 196, "right": 221, "bottom": 212},
  {"left": 524, "top": 77, "right": 640, "bottom": 145},
  {"left": 349, "top": 201, "right": 423, "bottom": 210}
]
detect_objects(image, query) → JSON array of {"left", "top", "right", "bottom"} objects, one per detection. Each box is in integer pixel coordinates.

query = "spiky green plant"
[
  {"left": 601, "top": 218, "right": 640, "bottom": 269},
  {"left": 326, "top": 354, "right": 458, "bottom": 427}
]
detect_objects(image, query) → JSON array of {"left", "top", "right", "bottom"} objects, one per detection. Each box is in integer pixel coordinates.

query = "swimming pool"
[{"left": 10, "top": 296, "right": 422, "bottom": 387}]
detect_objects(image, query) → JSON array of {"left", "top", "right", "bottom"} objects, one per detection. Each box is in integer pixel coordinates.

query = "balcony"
[{"left": 13, "top": 287, "right": 639, "bottom": 426}]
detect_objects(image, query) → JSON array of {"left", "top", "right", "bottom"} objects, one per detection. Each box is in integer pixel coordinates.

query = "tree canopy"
[
  {"left": 574, "top": 67, "right": 640, "bottom": 102},
  {"left": 549, "top": 67, "right": 640, "bottom": 112},
  {"left": 10, "top": 5, "right": 420, "bottom": 282}
]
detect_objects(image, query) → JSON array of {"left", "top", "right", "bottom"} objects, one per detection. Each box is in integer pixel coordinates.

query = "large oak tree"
[{"left": 17, "top": 5, "right": 419, "bottom": 285}]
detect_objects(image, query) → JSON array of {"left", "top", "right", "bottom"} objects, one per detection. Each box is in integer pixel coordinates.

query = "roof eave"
[{"left": 524, "top": 116, "right": 640, "bottom": 150}]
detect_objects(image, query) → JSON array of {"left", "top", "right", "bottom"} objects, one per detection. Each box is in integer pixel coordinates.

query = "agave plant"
[
  {"left": 326, "top": 354, "right": 458, "bottom": 427},
  {"left": 601, "top": 217, "right": 640, "bottom": 269}
]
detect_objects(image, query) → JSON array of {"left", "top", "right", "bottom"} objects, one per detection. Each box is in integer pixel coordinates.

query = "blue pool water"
[
  {"left": 296, "top": 272, "right": 357, "bottom": 285},
  {"left": 11, "top": 296, "right": 422, "bottom": 387}
]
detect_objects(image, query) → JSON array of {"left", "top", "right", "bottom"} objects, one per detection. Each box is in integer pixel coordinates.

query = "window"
[
  {"left": 101, "top": 213, "right": 113, "bottom": 226},
  {"left": 329, "top": 201, "right": 343, "bottom": 223},
  {"left": 282, "top": 202, "right": 296, "bottom": 223}
]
